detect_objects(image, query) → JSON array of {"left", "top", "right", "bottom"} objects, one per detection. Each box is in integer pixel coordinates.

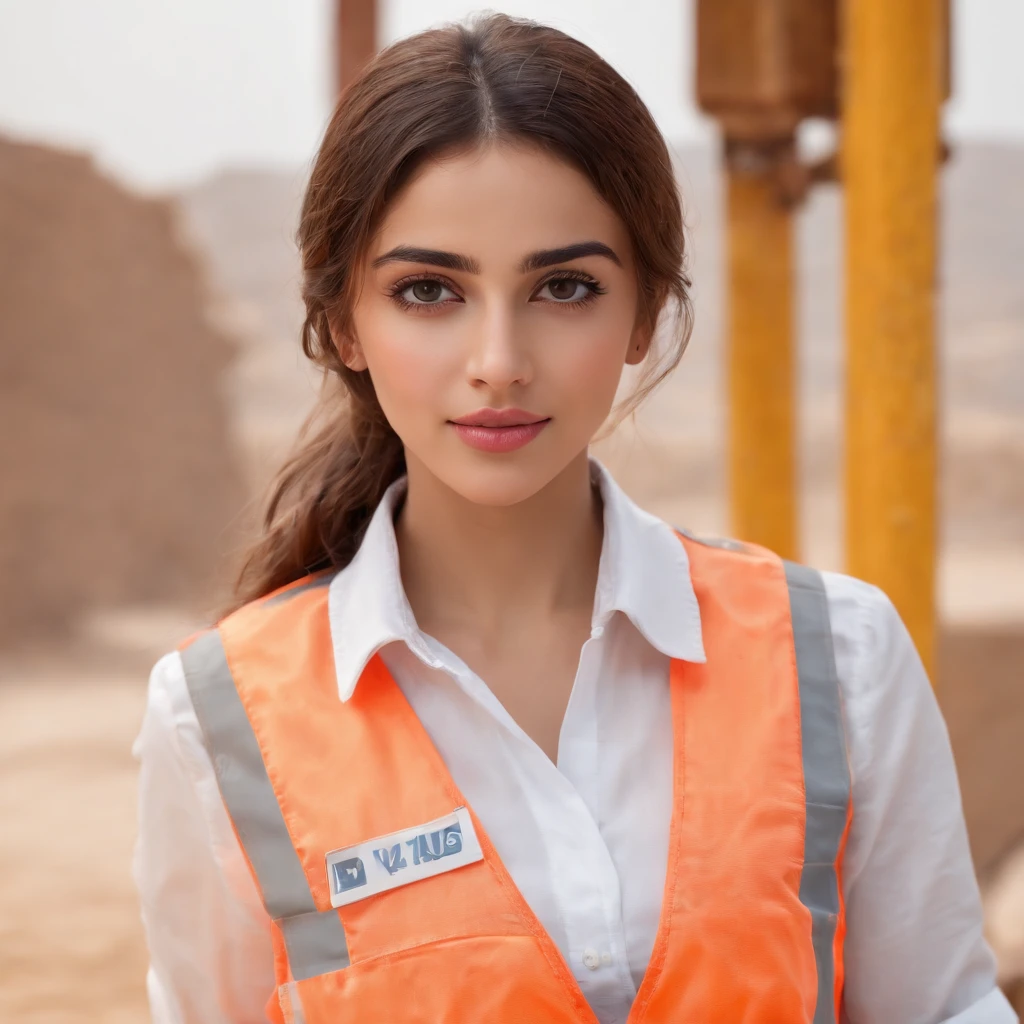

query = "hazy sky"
[{"left": 0, "top": 0, "right": 1021, "bottom": 192}]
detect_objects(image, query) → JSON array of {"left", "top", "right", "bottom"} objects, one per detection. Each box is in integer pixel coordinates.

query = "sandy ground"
[
  {"left": 3, "top": 144, "right": 1022, "bottom": 1020},
  {"left": 0, "top": 659, "right": 152, "bottom": 1023}
]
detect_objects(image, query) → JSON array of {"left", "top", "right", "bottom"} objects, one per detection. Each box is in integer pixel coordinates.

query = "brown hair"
[{"left": 232, "top": 12, "right": 693, "bottom": 608}]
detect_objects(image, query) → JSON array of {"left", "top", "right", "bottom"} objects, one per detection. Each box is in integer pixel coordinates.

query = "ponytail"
[{"left": 229, "top": 306, "right": 406, "bottom": 611}]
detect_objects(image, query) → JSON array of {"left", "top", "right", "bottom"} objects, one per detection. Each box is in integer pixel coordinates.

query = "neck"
[{"left": 395, "top": 451, "right": 604, "bottom": 638}]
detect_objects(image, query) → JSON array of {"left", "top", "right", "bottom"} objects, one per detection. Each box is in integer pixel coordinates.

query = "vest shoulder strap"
[
  {"left": 676, "top": 527, "right": 851, "bottom": 1021},
  {"left": 179, "top": 572, "right": 350, "bottom": 981}
]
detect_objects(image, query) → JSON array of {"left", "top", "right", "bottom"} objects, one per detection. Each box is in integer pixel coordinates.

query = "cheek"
[
  {"left": 357, "top": 314, "right": 457, "bottom": 419},
  {"left": 541, "top": 315, "right": 632, "bottom": 413}
]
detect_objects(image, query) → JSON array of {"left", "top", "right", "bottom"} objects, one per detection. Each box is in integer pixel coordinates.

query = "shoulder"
[
  {"left": 816, "top": 570, "right": 946, "bottom": 804},
  {"left": 137, "top": 649, "right": 206, "bottom": 768},
  {"left": 817, "top": 569, "right": 922, "bottom": 708},
  {"left": 139, "top": 647, "right": 254, "bottom": 852},
  {"left": 819, "top": 568, "right": 900, "bottom": 648},
  {"left": 220, "top": 570, "right": 338, "bottom": 628},
  {"left": 143, "top": 649, "right": 189, "bottom": 726},
  {"left": 183, "top": 572, "right": 338, "bottom": 669}
]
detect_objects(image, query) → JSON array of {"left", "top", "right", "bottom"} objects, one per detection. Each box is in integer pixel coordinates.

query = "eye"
[
  {"left": 533, "top": 273, "right": 605, "bottom": 305},
  {"left": 398, "top": 278, "right": 458, "bottom": 305},
  {"left": 539, "top": 278, "right": 589, "bottom": 302},
  {"left": 388, "top": 275, "right": 462, "bottom": 310}
]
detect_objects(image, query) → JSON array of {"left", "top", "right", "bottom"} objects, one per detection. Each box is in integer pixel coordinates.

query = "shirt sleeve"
[
  {"left": 132, "top": 651, "right": 276, "bottom": 1024},
  {"left": 824, "top": 574, "right": 1018, "bottom": 1024}
]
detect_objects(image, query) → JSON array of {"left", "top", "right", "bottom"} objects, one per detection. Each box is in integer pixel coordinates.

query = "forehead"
[{"left": 369, "top": 143, "right": 632, "bottom": 267}]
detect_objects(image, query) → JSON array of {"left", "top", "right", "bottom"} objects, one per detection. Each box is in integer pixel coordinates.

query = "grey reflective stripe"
[
  {"left": 180, "top": 630, "right": 314, "bottom": 920},
  {"left": 784, "top": 561, "right": 851, "bottom": 1024},
  {"left": 280, "top": 908, "right": 352, "bottom": 980},
  {"left": 180, "top": 629, "right": 350, "bottom": 979},
  {"left": 264, "top": 572, "right": 337, "bottom": 607}
]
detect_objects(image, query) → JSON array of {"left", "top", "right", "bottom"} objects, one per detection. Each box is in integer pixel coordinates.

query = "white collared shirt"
[{"left": 133, "top": 460, "right": 1016, "bottom": 1024}]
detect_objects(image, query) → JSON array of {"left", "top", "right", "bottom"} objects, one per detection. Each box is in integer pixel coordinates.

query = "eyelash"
[{"left": 387, "top": 269, "right": 607, "bottom": 313}]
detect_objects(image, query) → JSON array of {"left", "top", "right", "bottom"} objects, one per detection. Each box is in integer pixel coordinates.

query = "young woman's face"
[{"left": 342, "top": 143, "right": 649, "bottom": 506}]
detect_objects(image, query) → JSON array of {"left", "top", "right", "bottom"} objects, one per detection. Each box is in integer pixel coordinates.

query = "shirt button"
[
  {"left": 590, "top": 625, "right": 605, "bottom": 639},
  {"left": 582, "top": 948, "right": 600, "bottom": 970}
]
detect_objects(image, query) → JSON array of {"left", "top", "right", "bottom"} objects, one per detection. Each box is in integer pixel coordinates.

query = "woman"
[{"left": 133, "top": 14, "right": 1014, "bottom": 1024}]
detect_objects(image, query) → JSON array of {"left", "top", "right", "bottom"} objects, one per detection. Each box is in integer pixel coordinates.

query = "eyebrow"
[{"left": 370, "top": 240, "right": 622, "bottom": 274}]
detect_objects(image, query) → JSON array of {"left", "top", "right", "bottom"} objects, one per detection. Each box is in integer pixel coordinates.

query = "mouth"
[{"left": 448, "top": 408, "right": 551, "bottom": 453}]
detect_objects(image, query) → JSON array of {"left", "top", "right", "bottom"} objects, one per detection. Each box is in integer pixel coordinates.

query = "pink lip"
[
  {"left": 448, "top": 408, "right": 551, "bottom": 453},
  {"left": 451, "top": 407, "right": 548, "bottom": 427}
]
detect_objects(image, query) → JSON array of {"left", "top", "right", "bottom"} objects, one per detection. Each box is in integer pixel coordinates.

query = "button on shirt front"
[{"left": 133, "top": 460, "right": 1015, "bottom": 1024}]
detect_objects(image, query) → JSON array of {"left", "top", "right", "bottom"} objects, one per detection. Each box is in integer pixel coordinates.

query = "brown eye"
[
  {"left": 547, "top": 278, "right": 583, "bottom": 301},
  {"left": 411, "top": 280, "right": 444, "bottom": 302},
  {"left": 394, "top": 278, "right": 458, "bottom": 307}
]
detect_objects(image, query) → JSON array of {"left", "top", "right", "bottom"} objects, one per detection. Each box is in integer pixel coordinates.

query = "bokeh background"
[{"left": 0, "top": 1, "right": 1022, "bottom": 1019}]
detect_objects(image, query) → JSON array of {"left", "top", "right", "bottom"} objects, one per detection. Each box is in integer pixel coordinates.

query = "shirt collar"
[
  {"left": 327, "top": 474, "right": 424, "bottom": 702},
  {"left": 327, "top": 458, "right": 706, "bottom": 702},
  {"left": 588, "top": 459, "right": 705, "bottom": 663}
]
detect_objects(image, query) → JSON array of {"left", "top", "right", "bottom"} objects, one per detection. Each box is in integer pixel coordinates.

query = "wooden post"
[
  {"left": 842, "top": 0, "right": 942, "bottom": 677},
  {"left": 336, "top": 0, "right": 377, "bottom": 96}
]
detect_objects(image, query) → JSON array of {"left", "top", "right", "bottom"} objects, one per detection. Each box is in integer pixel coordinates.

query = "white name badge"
[{"left": 325, "top": 806, "right": 484, "bottom": 908}]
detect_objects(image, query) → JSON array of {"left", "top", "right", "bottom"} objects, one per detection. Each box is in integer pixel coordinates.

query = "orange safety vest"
[{"left": 180, "top": 532, "right": 852, "bottom": 1023}]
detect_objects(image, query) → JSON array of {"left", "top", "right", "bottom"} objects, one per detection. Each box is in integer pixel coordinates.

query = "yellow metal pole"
[
  {"left": 843, "top": 0, "right": 942, "bottom": 677},
  {"left": 727, "top": 143, "right": 798, "bottom": 561}
]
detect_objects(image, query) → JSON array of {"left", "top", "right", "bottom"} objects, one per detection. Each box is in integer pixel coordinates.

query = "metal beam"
[
  {"left": 726, "top": 141, "right": 799, "bottom": 561},
  {"left": 843, "top": 0, "right": 942, "bottom": 677}
]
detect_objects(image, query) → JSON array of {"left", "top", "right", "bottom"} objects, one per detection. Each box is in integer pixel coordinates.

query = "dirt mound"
[{"left": 0, "top": 137, "right": 247, "bottom": 649}]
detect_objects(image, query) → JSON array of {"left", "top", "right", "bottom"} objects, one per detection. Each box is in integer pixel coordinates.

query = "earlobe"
[
  {"left": 329, "top": 317, "right": 368, "bottom": 372},
  {"left": 341, "top": 341, "right": 368, "bottom": 372},
  {"left": 625, "top": 327, "right": 652, "bottom": 366}
]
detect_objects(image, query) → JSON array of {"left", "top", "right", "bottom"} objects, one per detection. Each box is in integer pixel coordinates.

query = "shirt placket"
[
  {"left": 557, "top": 630, "right": 639, "bottom": 1022},
  {"left": 418, "top": 632, "right": 638, "bottom": 1023}
]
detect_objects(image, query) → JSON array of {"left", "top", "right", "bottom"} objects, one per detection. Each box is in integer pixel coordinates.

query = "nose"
[{"left": 464, "top": 298, "right": 533, "bottom": 391}]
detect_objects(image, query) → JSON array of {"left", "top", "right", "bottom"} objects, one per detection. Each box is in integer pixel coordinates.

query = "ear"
[
  {"left": 328, "top": 314, "right": 368, "bottom": 372},
  {"left": 625, "top": 321, "right": 653, "bottom": 366}
]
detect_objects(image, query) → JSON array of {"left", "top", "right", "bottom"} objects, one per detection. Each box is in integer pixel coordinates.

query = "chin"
[{"left": 427, "top": 450, "right": 572, "bottom": 508}]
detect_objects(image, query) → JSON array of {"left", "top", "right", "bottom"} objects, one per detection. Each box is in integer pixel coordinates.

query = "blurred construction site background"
[{"left": 0, "top": 1, "right": 1022, "bottom": 1020}]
